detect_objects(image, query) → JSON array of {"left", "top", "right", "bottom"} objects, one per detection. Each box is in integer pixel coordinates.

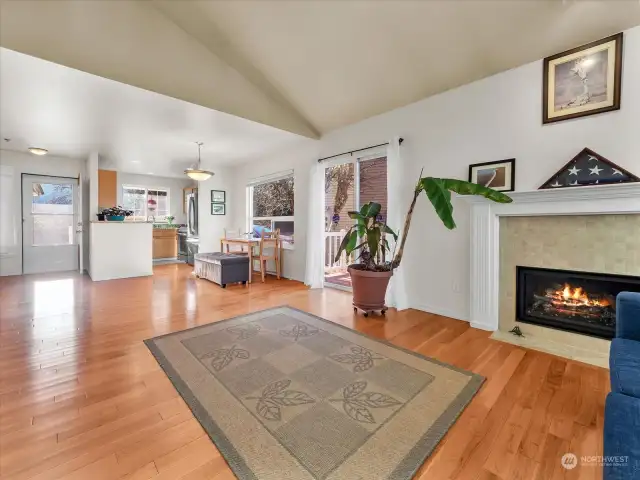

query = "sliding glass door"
[{"left": 323, "top": 154, "right": 387, "bottom": 290}]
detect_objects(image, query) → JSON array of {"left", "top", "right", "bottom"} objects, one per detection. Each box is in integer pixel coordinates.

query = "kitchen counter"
[
  {"left": 89, "top": 222, "right": 153, "bottom": 281},
  {"left": 90, "top": 220, "right": 155, "bottom": 223}
]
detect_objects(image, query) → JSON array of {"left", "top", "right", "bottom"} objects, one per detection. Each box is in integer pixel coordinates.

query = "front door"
[{"left": 22, "top": 175, "right": 79, "bottom": 274}]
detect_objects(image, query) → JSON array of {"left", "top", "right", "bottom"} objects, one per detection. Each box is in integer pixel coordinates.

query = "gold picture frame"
[{"left": 543, "top": 33, "right": 623, "bottom": 124}]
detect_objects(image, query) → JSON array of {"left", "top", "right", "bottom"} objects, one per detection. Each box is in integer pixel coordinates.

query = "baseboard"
[
  {"left": 470, "top": 321, "right": 495, "bottom": 332},
  {"left": 410, "top": 303, "right": 469, "bottom": 322}
]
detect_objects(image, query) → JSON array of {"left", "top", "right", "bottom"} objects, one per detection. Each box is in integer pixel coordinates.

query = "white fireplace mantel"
[{"left": 458, "top": 183, "right": 640, "bottom": 331}]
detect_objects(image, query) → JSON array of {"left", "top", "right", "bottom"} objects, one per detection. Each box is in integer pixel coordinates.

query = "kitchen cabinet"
[
  {"left": 98, "top": 169, "right": 117, "bottom": 208},
  {"left": 153, "top": 228, "right": 178, "bottom": 259}
]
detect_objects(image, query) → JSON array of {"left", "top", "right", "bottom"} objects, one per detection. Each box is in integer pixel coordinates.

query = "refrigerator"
[{"left": 185, "top": 191, "right": 199, "bottom": 264}]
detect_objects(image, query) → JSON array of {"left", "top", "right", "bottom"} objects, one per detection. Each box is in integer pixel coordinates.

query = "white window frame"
[
  {"left": 122, "top": 185, "right": 171, "bottom": 222},
  {"left": 247, "top": 171, "right": 295, "bottom": 249}
]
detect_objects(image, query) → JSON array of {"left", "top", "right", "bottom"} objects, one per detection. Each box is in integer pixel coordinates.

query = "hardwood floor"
[{"left": 0, "top": 265, "right": 608, "bottom": 480}]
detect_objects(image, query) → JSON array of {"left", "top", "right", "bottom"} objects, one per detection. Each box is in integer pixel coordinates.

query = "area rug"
[{"left": 145, "top": 306, "right": 484, "bottom": 480}]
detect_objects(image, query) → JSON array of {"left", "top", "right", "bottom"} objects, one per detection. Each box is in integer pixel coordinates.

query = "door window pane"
[
  {"left": 324, "top": 163, "right": 355, "bottom": 232},
  {"left": 32, "top": 215, "right": 74, "bottom": 246},
  {"left": 32, "top": 183, "right": 73, "bottom": 214}
]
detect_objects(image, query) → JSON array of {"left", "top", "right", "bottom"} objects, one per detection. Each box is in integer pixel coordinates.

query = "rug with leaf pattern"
[{"left": 145, "top": 306, "right": 483, "bottom": 480}]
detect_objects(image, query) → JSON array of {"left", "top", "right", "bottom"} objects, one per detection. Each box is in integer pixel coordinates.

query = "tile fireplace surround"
[{"left": 460, "top": 184, "right": 640, "bottom": 367}]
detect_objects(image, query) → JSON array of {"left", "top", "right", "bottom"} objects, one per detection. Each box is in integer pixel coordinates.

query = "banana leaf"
[{"left": 420, "top": 177, "right": 512, "bottom": 230}]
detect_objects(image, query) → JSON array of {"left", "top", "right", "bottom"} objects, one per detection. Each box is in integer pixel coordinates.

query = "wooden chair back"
[
  {"left": 224, "top": 228, "right": 243, "bottom": 239},
  {"left": 259, "top": 229, "right": 280, "bottom": 258}
]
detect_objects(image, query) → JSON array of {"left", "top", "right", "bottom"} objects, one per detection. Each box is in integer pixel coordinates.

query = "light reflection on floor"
[{"left": 33, "top": 278, "right": 76, "bottom": 318}]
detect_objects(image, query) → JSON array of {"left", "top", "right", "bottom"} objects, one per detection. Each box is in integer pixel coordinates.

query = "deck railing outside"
[{"left": 324, "top": 230, "right": 352, "bottom": 274}]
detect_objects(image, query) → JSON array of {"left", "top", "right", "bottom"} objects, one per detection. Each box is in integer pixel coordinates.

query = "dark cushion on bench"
[{"left": 195, "top": 252, "right": 249, "bottom": 266}]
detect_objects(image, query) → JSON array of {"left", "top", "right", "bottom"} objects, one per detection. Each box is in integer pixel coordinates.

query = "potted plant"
[
  {"left": 334, "top": 174, "right": 513, "bottom": 316},
  {"left": 101, "top": 206, "right": 133, "bottom": 221}
]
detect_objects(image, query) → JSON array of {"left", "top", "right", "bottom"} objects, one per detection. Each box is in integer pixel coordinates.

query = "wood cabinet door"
[
  {"left": 153, "top": 230, "right": 178, "bottom": 259},
  {"left": 98, "top": 170, "right": 117, "bottom": 208}
]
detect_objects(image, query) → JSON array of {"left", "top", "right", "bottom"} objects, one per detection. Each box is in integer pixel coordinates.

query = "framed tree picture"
[{"left": 543, "top": 33, "right": 623, "bottom": 124}]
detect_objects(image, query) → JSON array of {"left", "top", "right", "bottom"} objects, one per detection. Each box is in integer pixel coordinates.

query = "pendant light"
[{"left": 184, "top": 142, "right": 214, "bottom": 181}]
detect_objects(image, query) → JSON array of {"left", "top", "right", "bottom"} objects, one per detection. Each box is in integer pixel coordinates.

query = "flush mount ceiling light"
[
  {"left": 28, "top": 147, "right": 48, "bottom": 156},
  {"left": 184, "top": 142, "right": 214, "bottom": 181}
]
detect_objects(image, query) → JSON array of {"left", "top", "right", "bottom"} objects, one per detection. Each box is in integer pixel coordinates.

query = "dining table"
[{"left": 219, "top": 237, "right": 283, "bottom": 283}]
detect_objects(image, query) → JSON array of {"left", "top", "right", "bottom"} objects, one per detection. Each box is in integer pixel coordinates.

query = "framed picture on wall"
[
  {"left": 543, "top": 33, "right": 623, "bottom": 124},
  {"left": 211, "top": 203, "right": 225, "bottom": 215},
  {"left": 211, "top": 190, "right": 225, "bottom": 203},
  {"left": 469, "top": 159, "right": 515, "bottom": 192}
]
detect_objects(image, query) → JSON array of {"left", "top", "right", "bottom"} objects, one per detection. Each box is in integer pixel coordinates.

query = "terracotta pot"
[{"left": 348, "top": 266, "right": 393, "bottom": 312}]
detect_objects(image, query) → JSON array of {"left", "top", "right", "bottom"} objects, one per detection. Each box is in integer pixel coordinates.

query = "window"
[
  {"left": 31, "top": 183, "right": 74, "bottom": 246},
  {"left": 122, "top": 186, "right": 170, "bottom": 221},
  {"left": 248, "top": 172, "right": 294, "bottom": 246}
]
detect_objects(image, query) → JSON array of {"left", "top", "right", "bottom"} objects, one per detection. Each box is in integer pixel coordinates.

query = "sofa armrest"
[{"left": 617, "top": 292, "right": 640, "bottom": 342}]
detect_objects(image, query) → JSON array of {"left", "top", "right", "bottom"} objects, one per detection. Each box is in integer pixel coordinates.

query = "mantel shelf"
[{"left": 457, "top": 183, "right": 640, "bottom": 204}]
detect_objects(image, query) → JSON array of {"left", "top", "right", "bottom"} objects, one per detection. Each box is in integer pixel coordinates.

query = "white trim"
[
  {"left": 247, "top": 169, "right": 294, "bottom": 187},
  {"left": 253, "top": 216, "right": 294, "bottom": 222},
  {"left": 411, "top": 303, "right": 468, "bottom": 322},
  {"left": 459, "top": 183, "right": 640, "bottom": 205},
  {"left": 458, "top": 183, "right": 640, "bottom": 331},
  {"left": 321, "top": 146, "right": 387, "bottom": 167},
  {"left": 324, "top": 281, "right": 352, "bottom": 292}
]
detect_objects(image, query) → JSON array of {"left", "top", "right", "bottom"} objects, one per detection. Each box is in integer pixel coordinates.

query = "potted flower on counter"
[
  {"left": 334, "top": 174, "right": 512, "bottom": 316},
  {"left": 101, "top": 206, "right": 133, "bottom": 221}
]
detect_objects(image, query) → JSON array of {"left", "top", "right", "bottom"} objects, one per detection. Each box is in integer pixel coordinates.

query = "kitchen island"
[{"left": 89, "top": 221, "right": 153, "bottom": 281}]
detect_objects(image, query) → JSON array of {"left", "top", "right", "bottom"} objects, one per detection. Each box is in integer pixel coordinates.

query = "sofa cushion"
[
  {"left": 604, "top": 392, "right": 640, "bottom": 480},
  {"left": 610, "top": 338, "right": 640, "bottom": 398}
]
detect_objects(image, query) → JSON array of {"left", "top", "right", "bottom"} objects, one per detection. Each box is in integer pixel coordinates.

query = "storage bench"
[{"left": 194, "top": 252, "right": 250, "bottom": 288}]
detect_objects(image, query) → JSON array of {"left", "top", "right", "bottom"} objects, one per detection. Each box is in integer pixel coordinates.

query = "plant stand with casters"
[{"left": 353, "top": 305, "right": 387, "bottom": 318}]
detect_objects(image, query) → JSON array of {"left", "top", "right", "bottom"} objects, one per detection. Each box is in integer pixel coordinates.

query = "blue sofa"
[{"left": 604, "top": 292, "right": 640, "bottom": 480}]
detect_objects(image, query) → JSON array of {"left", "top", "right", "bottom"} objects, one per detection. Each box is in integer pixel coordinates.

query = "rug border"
[
  {"left": 144, "top": 305, "right": 485, "bottom": 480},
  {"left": 144, "top": 337, "right": 259, "bottom": 480}
]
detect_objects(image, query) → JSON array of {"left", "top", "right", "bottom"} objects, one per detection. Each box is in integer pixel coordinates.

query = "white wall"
[
  {"left": 116, "top": 172, "right": 195, "bottom": 224},
  {"left": 232, "top": 25, "right": 640, "bottom": 319},
  {"left": 0, "top": 150, "right": 85, "bottom": 276},
  {"left": 231, "top": 139, "right": 320, "bottom": 281},
  {"left": 198, "top": 166, "right": 235, "bottom": 255}
]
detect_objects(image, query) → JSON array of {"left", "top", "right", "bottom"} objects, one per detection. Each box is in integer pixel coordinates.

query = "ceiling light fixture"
[
  {"left": 184, "top": 142, "right": 214, "bottom": 181},
  {"left": 28, "top": 147, "right": 48, "bottom": 156}
]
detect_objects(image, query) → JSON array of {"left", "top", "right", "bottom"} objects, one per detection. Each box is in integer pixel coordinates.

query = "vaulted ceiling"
[{"left": 1, "top": 0, "right": 640, "bottom": 138}]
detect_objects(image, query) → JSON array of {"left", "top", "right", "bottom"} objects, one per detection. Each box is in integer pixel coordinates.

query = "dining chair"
[
  {"left": 252, "top": 229, "right": 280, "bottom": 282},
  {"left": 224, "top": 228, "right": 247, "bottom": 253}
]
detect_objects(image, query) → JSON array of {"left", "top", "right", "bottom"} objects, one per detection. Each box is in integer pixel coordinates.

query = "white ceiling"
[
  {"left": 0, "top": 48, "right": 308, "bottom": 178},
  {"left": 1, "top": 0, "right": 639, "bottom": 147},
  {"left": 167, "top": 0, "right": 640, "bottom": 133}
]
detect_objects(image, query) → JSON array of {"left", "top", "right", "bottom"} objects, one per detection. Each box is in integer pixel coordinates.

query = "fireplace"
[{"left": 516, "top": 266, "right": 640, "bottom": 339}]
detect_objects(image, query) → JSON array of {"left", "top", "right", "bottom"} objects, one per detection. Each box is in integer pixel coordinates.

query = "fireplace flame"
[{"left": 553, "top": 284, "right": 610, "bottom": 308}]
